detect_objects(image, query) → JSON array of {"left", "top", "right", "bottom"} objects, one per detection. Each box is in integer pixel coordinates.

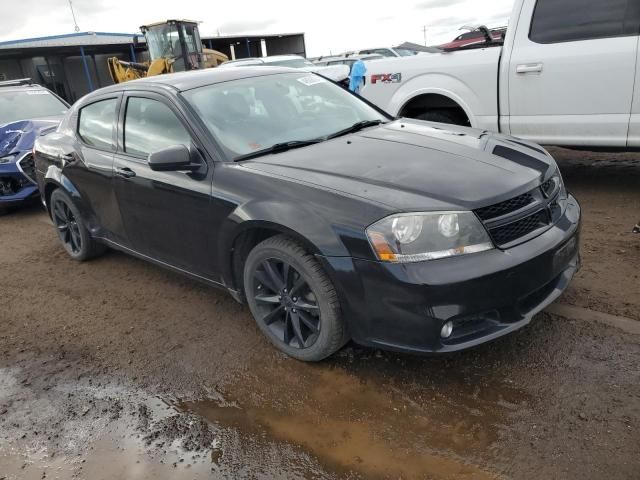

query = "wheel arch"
[
  {"left": 398, "top": 92, "right": 472, "bottom": 126},
  {"left": 386, "top": 74, "right": 482, "bottom": 126},
  {"left": 42, "top": 170, "right": 83, "bottom": 214},
  {"left": 218, "top": 201, "right": 351, "bottom": 300}
]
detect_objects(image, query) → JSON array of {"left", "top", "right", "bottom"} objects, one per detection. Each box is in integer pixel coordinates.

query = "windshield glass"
[
  {"left": 265, "top": 58, "right": 315, "bottom": 68},
  {"left": 183, "top": 72, "right": 387, "bottom": 159},
  {"left": 145, "top": 24, "right": 181, "bottom": 60},
  {"left": 0, "top": 90, "right": 67, "bottom": 125},
  {"left": 395, "top": 48, "right": 417, "bottom": 56}
]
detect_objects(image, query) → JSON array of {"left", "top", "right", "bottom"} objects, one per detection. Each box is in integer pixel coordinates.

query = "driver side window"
[{"left": 123, "top": 97, "right": 191, "bottom": 158}]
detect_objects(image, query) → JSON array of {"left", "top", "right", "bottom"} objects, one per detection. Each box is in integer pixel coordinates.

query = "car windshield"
[
  {"left": 264, "top": 58, "right": 315, "bottom": 68},
  {"left": 395, "top": 48, "right": 417, "bottom": 56},
  {"left": 0, "top": 89, "right": 68, "bottom": 125},
  {"left": 183, "top": 72, "right": 387, "bottom": 160}
]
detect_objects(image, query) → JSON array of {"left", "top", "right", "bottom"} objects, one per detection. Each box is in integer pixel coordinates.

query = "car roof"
[
  {"left": 91, "top": 66, "right": 301, "bottom": 94},
  {"left": 261, "top": 55, "right": 305, "bottom": 63},
  {"left": 0, "top": 82, "right": 51, "bottom": 95}
]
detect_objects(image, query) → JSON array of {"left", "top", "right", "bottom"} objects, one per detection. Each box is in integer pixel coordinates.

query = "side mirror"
[
  {"left": 148, "top": 144, "right": 199, "bottom": 172},
  {"left": 133, "top": 35, "right": 140, "bottom": 48}
]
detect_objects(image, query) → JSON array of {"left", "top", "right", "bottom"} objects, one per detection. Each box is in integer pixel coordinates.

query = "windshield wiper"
[
  {"left": 326, "top": 119, "right": 386, "bottom": 140},
  {"left": 234, "top": 139, "right": 323, "bottom": 162}
]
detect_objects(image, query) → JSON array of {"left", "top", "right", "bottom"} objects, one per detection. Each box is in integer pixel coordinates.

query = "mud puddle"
[
  {"left": 178, "top": 359, "right": 528, "bottom": 480},
  {"left": 0, "top": 359, "right": 336, "bottom": 479}
]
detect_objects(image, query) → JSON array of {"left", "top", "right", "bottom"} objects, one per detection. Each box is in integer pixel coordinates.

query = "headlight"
[
  {"left": 0, "top": 154, "right": 17, "bottom": 164},
  {"left": 366, "top": 211, "right": 493, "bottom": 263}
]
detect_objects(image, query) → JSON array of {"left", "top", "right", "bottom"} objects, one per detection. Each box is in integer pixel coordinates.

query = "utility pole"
[
  {"left": 422, "top": 25, "right": 428, "bottom": 46},
  {"left": 68, "top": 0, "right": 80, "bottom": 32}
]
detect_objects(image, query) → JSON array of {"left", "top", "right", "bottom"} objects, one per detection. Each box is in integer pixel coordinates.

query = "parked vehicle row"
[
  {"left": 361, "top": 0, "right": 640, "bottom": 148},
  {"left": 32, "top": 67, "right": 580, "bottom": 361}
]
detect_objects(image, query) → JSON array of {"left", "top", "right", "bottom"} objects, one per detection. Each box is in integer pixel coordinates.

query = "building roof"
[
  {"left": 201, "top": 32, "right": 304, "bottom": 41},
  {"left": 0, "top": 31, "right": 142, "bottom": 50}
]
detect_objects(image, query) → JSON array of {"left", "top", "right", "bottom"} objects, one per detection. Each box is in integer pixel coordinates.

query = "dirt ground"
[{"left": 0, "top": 149, "right": 639, "bottom": 480}]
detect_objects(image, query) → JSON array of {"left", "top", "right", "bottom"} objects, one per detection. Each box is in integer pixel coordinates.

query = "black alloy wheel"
[
  {"left": 52, "top": 196, "right": 83, "bottom": 255},
  {"left": 244, "top": 235, "right": 348, "bottom": 361},
  {"left": 49, "top": 189, "right": 106, "bottom": 261},
  {"left": 253, "top": 257, "right": 321, "bottom": 349}
]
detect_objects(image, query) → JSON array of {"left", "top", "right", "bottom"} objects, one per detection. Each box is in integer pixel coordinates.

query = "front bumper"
[
  {"left": 322, "top": 194, "right": 581, "bottom": 354},
  {"left": 0, "top": 155, "right": 39, "bottom": 207}
]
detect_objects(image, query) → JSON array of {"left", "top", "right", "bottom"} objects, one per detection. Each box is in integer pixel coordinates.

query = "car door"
[
  {"left": 506, "top": 0, "right": 640, "bottom": 147},
  {"left": 628, "top": 32, "right": 640, "bottom": 147},
  {"left": 112, "top": 92, "right": 215, "bottom": 277},
  {"left": 70, "top": 94, "right": 128, "bottom": 244}
]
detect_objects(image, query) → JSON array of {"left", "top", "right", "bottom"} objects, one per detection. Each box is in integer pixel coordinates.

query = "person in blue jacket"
[{"left": 349, "top": 60, "right": 367, "bottom": 94}]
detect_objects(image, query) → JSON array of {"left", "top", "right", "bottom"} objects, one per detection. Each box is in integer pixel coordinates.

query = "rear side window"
[
  {"left": 78, "top": 99, "right": 117, "bottom": 150},
  {"left": 123, "top": 97, "right": 191, "bottom": 157},
  {"left": 530, "top": 0, "right": 635, "bottom": 44}
]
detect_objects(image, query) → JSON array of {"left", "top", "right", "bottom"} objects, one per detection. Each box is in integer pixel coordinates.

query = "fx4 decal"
[{"left": 371, "top": 73, "right": 402, "bottom": 84}]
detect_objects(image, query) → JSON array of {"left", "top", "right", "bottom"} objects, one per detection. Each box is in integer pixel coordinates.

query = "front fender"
[{"left": 217, "top": 199, "right": 354, "bottom": 290}]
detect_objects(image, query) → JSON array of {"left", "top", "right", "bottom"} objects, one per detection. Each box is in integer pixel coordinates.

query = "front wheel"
[
  {"left": 243, "top": 235, "right": 348, "bottom": 361},
  {"left": 50, "top": 189, "right": 106, "bottom": 261}
]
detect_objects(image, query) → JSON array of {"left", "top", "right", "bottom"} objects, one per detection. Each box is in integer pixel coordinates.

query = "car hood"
[
  {"left": 0, "top": 118, "right": 61, "bottom": 159},
  {"left": 242, "top": 120, "right": 556, "bottom": 211}
]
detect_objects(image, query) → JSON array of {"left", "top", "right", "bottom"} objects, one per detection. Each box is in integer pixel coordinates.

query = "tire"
[
  {"left": 415, "top": 109, "right": 463, "bottom": 126},
  {"left": 243, "top": 235, "right": 348, "bottom": 361},
  {"left": 50, "top": 189, "right": 106, "bottom": 261},
  {"left": 0, "top": 206, "right": 8, "bottom": 217}
]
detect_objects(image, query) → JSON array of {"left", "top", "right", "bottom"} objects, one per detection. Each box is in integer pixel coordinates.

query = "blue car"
[{"left": 0, "top": 79, "right": 69, "bottom": 215}]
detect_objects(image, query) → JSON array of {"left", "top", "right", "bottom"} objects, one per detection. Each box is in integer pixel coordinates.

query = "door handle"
[
  {"left": 115, "top": 167, "right": 136, "bottom": 178},
  {"left": 516, "top": 63, "right": 543, "bottom": 74}
]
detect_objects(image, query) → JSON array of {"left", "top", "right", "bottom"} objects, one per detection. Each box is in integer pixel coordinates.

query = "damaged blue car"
[{"left": 0, "top": 79, "right": 68, "bottom": 215}]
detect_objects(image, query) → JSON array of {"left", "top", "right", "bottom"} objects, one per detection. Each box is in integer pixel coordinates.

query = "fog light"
[{"left": 440, "top": 321, "right": 454, "bottom": 339}]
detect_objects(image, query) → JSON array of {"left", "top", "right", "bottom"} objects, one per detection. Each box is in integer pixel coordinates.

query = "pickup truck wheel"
[
  {"left": 416, "top": 109, "right": 462, "bottom": 126},
  {"left": 244, "top": 235, "right": 348, "bottom": 362},
  {"left": 0, "top": 206, "right": 8, "bottom": 216},
  {"left": 50, "top": 189, "right": 106, "bottom": 261}
]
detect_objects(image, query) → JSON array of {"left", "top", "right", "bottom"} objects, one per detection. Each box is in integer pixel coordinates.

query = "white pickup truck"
[{"left": 361, "top": 0, "right": 640, "bottom": 148}]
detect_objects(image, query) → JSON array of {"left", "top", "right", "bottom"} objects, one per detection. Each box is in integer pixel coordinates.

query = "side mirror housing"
[{"left": 148, "top": 144, "right": 199, "bottom": 172}]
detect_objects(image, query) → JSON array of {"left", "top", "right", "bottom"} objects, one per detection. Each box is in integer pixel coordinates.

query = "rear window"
[
  {"left": 530, "top": 0, "right": 635, "bottom": 43},
  {"left": 77, "top": 99, "right": 118, "bottom": 150},
  {"left": 0, "top": 89, "right": 68, "bottom": 125}
]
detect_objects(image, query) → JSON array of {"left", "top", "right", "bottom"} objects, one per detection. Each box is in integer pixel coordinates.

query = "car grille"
[
  {"left": 0, "top": 176, "right": 22, "bottom": 196},
  {"left": 17, "top": 153, "right": 37, "bottom": 185},
  {"left": 475, "top": 192, "right": 535, "bottom": 221},
  {"left": 474, "top": 179, "right": 563, "bottom": 248},
  {"left": 489, "top": 209, "right": 549, "bottom": 246}
]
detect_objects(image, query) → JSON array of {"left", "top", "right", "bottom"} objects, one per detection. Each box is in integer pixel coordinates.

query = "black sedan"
[{"left": 34, "top": 67, "right": 580, "bottom": 361}]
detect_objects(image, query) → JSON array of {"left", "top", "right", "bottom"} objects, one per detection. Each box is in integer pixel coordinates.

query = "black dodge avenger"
[{"left": 34, "top": 67, "right": 580, "bottom": 361}]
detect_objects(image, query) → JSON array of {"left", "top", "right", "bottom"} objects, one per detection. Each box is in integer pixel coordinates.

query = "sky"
[{"left": 0, "top": 0, "right": 514, "bottom": 56}]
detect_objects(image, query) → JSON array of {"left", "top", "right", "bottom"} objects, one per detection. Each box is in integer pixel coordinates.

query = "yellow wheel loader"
[{"left": 108, "top": 20, "right": 228, "bottom": 84}]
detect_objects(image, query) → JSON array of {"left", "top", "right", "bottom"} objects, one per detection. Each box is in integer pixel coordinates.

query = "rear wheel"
[
  {"left": 50, "top": 189, "right": 106, "bottom": 261},
  {"left": 243, "top": 235, "right": 348, "bottom": 361},
  {"left": 0, "top": 206, "right": 8, "bottom": 217}
]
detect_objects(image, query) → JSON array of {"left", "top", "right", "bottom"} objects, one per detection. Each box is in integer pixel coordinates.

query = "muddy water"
[
  {"left": 0, "top": 353, "right": 525, "bottom": 480},
  {"left": 180, "top": 360, "right": 527, "bottom": 479}
]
